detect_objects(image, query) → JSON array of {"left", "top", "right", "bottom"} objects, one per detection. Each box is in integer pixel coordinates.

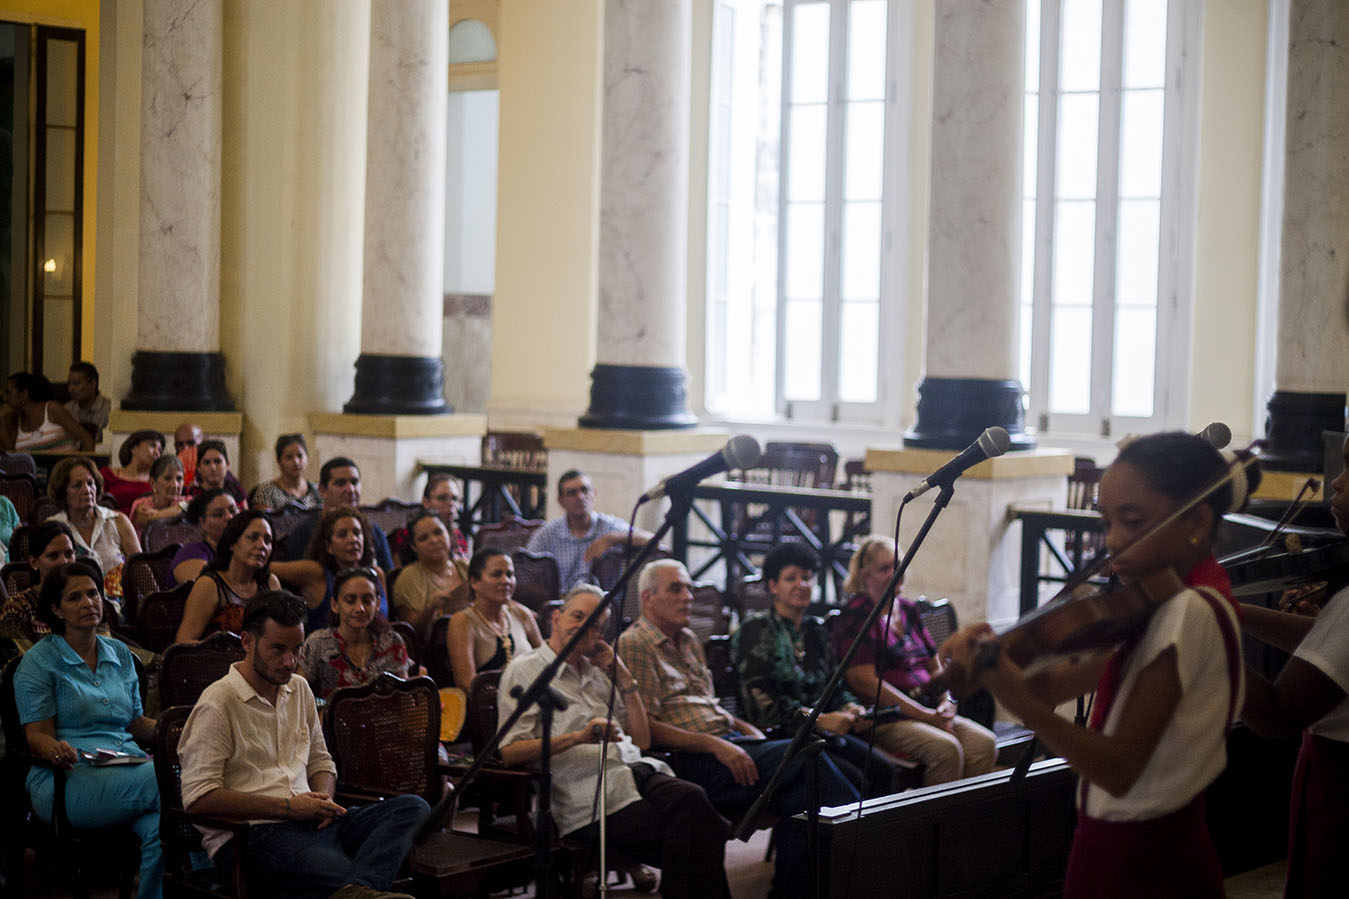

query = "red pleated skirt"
[
  {"left": 1063, "top": 795, "right": 1224, "bottom": 898},
  {"left": 1286, "top": 731, "right": 1349, "bottom": 898}
]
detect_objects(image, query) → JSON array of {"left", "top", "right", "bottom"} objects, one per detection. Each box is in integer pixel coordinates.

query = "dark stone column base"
[
  {"left": 579, "top": 363, "right": 697, "bottom": 430},
  {"left": 1261, "top": 390, "right": 1346, "bottom": 472},
  {"left": 343, "top": 354, "right": 451, "bottom": 415},
  {"left": 122, "top": 351, "right": 234, "bottom": 411},
  {"left": 903, "top": 377, "right": 1035, "bottom": 451}
]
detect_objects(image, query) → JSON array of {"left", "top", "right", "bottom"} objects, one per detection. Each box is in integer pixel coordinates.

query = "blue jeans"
[
  {"left": 675, "top": 736, "right": 858, "bottom": 899},
  {"left": 215, "top": 794, "right": 429, "bottom": 899}
]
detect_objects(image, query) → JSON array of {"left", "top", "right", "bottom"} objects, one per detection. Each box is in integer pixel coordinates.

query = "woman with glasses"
[{"left": 167, "top": 488, "right": 241, "bottom": 587}]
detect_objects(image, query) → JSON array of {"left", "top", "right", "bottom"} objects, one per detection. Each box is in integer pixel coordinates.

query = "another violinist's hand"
[
  {"left": 934, "top": 699, "right": 957, "bottom": 733},
  {"left": 816, "top": 711, "right": 854, "bottom": 736}
]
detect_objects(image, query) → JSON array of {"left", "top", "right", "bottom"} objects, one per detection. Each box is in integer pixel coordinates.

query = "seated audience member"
[
  {"left": 15, "top": 560, "right": 162, "bottom": 899},
  {"left": 172, "top": 422, "right": 203, "bottom": 487},
  {"left": 1239, "top": 434, "right": 1349, "bottom": 896},
  {"left": 175, "top": 510, "right": 281, "bottom": 644},
  {"left": 130, "top": 454, "right": 189, "bottom": 540},
  {"left": 249, "top": 433, "right": 321, "bottom": 511},
  {"left": 178, "top": 590, "right": 427, "bottom": 899},
  {"left": 168, "top": 488, "right": 240, "bottom": 587},
  {"left": 64, "top": 361, "right": 111, "bottom": 441},
  {"left": 733, "top": 543, "right": 902, "bottom": 796},
  {"left": 101, "top": 430, "right": 165, "bottom": 514},
  {"left": 47, "top": 456, "right": 141, "bottom": 600},
  {"left": 500, "top": 585, "right": 731, "bottom": 899},
  {"left": 297, "top": 566, "right": 412, "bottom": 700},
  {"left": 1, "top": 371, "right": 93, "bottom": 452},
  {"left": 393, "top": 510, "right": 469, "bottom": 640},
  {"left": 833, "top": 536, "right": 996, "bottom": 786},
  {"left": 274, "top": 457, "right": 394, "bottom": 572},
  {"left": 0, "top": 494, "right": 16, "bottom": 562},
  {"left": 392, "top": 474, "right": 470, "bottom": 565},
  {"left": 445, "top": 548, "right": 542, "bottom": 689},
  {"left": 617, "top": 559, "right": 859, "bottom": 899},
  {"left": 189, "top": 439, "right": 248, "bottom": 507},
  {"left": 272, "top": 506, "right": 389, "bottom": 636},
  {"left": 0, "top": 521, "right": 100, "bottom": 652},
  {"left": 526, "top": 469, "right": 654, "bottom": 589}
]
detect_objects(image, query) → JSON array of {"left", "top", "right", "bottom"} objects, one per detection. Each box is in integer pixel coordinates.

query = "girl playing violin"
[{"left": 941, "top": 432, "right": 1248, "bottom": 898}]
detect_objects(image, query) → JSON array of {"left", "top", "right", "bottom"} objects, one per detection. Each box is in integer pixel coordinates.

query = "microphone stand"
[
  {"left": 413, "top": 491, "right": 693, "bottom": 895},
  {"left": 731, "top": 480, "right": 959, "bottom": 881}
]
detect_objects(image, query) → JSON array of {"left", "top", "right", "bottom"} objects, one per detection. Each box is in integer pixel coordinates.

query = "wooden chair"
[
  {"left": 424, "top": 615, "right": 455, "bottom": 687},
  {"left": 1, "top": 561, "right": 33, "bottom": 597},
  {"left": 723, "top": 442, "right": 840, "bottom": 561},
  {"left": 481, "top": 431, "right": 547, "bottom": 472},
  {"left": 2, "top": 655, "right": 144, "bottom": 898},
  {"left": 475, "top": 516, "right": 543, "bottom": 553},
  {"left": 136, "top": 581, "right": 194, "bottom": 653},
  {"left": 360, "top": 497, "right": 423, "bottom": 542},
  {"left": 8, "top": 523, "right": 29, "bottom": 561},
  {"left": 510, "top": 549, "right": 560, "bottom": 612},
  {"left": 689, "top": 581, "right": 731, "bottom": 643},
  {"left": 702, "top": 634, "right": 741, "bottom": 718},
  {"left": 0, "top": 450, "right": 37, "bottom": 477},
  {"left": 465, "top": 669, "right": 538, "bottom": 842},
  {"left": 158, "top": 631, "right": 245, "bottom": 710},
  {"left": 28, "top": 496, "right": 62, "bottom": 525},
  {"left": 324, "top": 673, "right": 537, "bottom": 897},
  {"left": 0, "top": 471, "right": 39, "bottom": 524},
  {"left": 605, "top": 547, "right": 674, "bottom": 624},
  {"left": 142, "top": 515, "right": 202, "bottom": 554},
  {"left": 121, "top": 544, "right": 181, "bottom": 626},
  {"left": 152, "top": 704, "right": 251, "bottom": 897},
  {"left": 262, "top": 505, "right": 312, "bottom": 553},
  {"left": 391, "top": 619, "right": 421, "bottom": 671},
  {"left": 1065, "top": 456, "right": 1107, "bottom": 562}
]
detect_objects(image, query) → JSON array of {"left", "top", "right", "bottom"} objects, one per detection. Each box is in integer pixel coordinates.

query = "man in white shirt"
[
  {"left": 178, "top": 590, "right": 426, "bottom": 899},
  {"left": 498, "top": 585, "right": 731, "bottom": 899}
]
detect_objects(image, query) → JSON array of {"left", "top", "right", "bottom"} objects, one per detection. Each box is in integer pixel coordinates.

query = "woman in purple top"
[
  {"left": 831, "top": 535, "right": 996, "bottom": 785},
  {"left": 167, "top": 488, "right": 240, "bottom": 587}
]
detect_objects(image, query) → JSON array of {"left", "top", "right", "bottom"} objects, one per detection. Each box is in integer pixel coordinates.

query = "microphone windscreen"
[
  {"left": 980, "top": 427, "right": 1012, "bottom": 457},
  {"left": 1199, "top": 422, "right": 1232, "bottom": 449},
  {"left": 725, "top": 434, "right": 762, "bottom": 470}
]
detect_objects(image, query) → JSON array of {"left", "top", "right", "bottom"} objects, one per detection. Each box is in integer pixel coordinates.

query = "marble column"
[
  {"left": 124, "top": 0, "right": 231, "bottom": 411},
  {"left": 343, "top": 0, "right": 451, "bottom": 415},
  {"left": 578, "top": 0, "right": 697, "bottom": 429},
  {"left": 1263, "top": 0, "right": 1349, "bottom": 471},
  {"left": 904, "top": 0, "right": 1032, "bottom": 450}
]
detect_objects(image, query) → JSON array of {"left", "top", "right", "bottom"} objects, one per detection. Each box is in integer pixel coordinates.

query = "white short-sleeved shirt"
[
  {"left": 1294, "top": 586, "right": 1349, "bottom": 740},
  {"left": 1083, "top": 588, "right": 1243, "bottom": 821}
]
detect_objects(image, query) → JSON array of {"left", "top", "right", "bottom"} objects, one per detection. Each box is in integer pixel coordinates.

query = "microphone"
[
  {"left": 1197, "top": 421, "right": 1232, "bottom": 449},
  {"left": 903, "top": 427, "right": 1011, "bottom": 501},
  {"left": 639, "top": 435, "right": 762, "bottom": 502}
]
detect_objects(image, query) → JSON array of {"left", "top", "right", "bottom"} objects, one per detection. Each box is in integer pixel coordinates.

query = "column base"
[
  {"left": 122, "top": 351, "right": 234, "bottom": 411},
  {"left": 1261, "top": 390, "right": 1346, "bottom": 472},
  {"left": 343, "top": 354, "right": 451, "bottom": 415},
  {"left": 578, "top": 364, "right": 697, "bottom": 430},
  {"left": 903, "top": 377, "right": 1035, "bottom": 451}
]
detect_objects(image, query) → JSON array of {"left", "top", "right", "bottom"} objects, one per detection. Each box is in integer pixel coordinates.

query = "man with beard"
[{"left": 178, "top": 590, "right": 426, "bottom": 899}]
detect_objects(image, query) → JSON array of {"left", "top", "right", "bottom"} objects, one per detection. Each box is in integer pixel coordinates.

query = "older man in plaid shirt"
[{"left": 617, "top": 559, "right": 858, "bottom": 899}]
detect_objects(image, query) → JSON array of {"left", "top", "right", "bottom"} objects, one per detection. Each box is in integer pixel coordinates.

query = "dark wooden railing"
[
  {"left": 416, "top": 462, "right": 548, "bottom": 541},
  {"left": 671, "top": 481, "right": 872, "bottom": 606},
  {"left": 1007, "top": 507, "right": 1107, "bottom": 615}
]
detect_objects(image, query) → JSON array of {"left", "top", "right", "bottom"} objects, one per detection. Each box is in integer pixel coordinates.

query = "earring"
[{"left": 1188, "top": 534, "right": 1201, "bottom": 547}]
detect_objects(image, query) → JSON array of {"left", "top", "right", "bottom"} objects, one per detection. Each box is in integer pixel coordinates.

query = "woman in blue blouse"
[{"left": 15, "top": 560, "right": 162, "bottom": 899}]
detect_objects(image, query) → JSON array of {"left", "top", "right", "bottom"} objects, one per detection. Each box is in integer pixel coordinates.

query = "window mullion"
[
  {"left": 819, "top": 0, "right": 849, "bottom": 416},
  {"left": 1029, "top": 0, "right": 1060, "bottom": 430},
  {"left": 774, "top": 1, "right": 796, "bottom": 417},
  {"left": 1092, "top": 0, "right": 1124, "bottom": 433}
]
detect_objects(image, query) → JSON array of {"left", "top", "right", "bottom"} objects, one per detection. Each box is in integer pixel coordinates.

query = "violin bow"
[{"left": 1049, "top": 442, "right": 1263, "bottom": 604}]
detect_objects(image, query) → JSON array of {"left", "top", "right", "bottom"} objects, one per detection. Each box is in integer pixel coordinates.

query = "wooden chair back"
[
  {"left": 510, "top": 549, "right": 559, "bottom": 612},
  {"left": 0, "top": 451, "right": 37, "bottom": 477},
  {"left": 0, "top": 471, "right": 39, "bottom": 523},
  {"left": 481, "top": 431, "right": 547, "bottom": 472},
  {"left": 122, "top": 544, "right": 181, "bottom": 625},
  {"left": 476, "top": 516, "right": 543, "bottom": 553},
  {"left": 136, "top": 581, "right": 195, "bottom": 652},
  {"left": 466, "top": 668, "right": 505, "bottom": 757},
  {"left": 424, "top": 614, "right": 455, "bottom": 687},
  {"left": 324, "top": 673, "right": 443, "bottom": 804},
  {"left": 361, "top": 497, "right": 424, "bottom": 541},
  {"left": 612, "top": 547, "right": 674, "bottom": 624},
  {"left": 7, "top": 524, "right": 29, "bottom": 561},
  {"left": 1, "top": 561, "right": 32, "bottom": 597},
  {"left": 153, "top": 705, "right": 251, "bottom": 897},
  {"left": 689, "top": 582, "right": 731, "bottom": 643},
  {"left": 141, "top": 516, "right": 202, "bottom": 554},
  {"left": 703, "top": 634, "right": 740, "bottom": 718},
  {"left": 29, "top": 496, "right": 62, "bottom": 525},
  {"left": 915, "top": 596, "right": 958, "bottom": 649},
  {"left": 158, "top": 631, "right": 245, "bottom": 710},
  {"left": 391, "top": 619, "right": 421, "bottom": 670}
]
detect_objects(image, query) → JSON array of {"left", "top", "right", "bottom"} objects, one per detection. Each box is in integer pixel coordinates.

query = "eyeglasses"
[{"left": 334, "top": 566, "right": 379, "bottom": 582}]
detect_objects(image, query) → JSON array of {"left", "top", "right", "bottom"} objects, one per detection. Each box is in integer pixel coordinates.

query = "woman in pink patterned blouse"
[{"left": 297, "top": 566, "right": 411, "bottom": 699}]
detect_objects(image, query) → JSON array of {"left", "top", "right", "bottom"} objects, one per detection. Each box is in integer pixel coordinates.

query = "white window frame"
[
  {"left": 1021, "top": 0, "right": 1201, "bottom": 439},
  {"left": 705, "top": 0, "right": 912, "bottom": 427}
]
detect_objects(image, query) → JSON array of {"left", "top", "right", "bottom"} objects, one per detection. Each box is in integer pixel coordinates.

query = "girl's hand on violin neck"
[{"left": 938, "top": 623, "right": 1001, "bottom": 694}]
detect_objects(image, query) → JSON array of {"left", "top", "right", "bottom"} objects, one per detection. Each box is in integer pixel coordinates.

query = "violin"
[
  {"left": 939, "top": 446, "right": 1260, "bottom": 697},
  {"left": 1225, "top": 538, "right": 1349, "bottom": 600}
]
